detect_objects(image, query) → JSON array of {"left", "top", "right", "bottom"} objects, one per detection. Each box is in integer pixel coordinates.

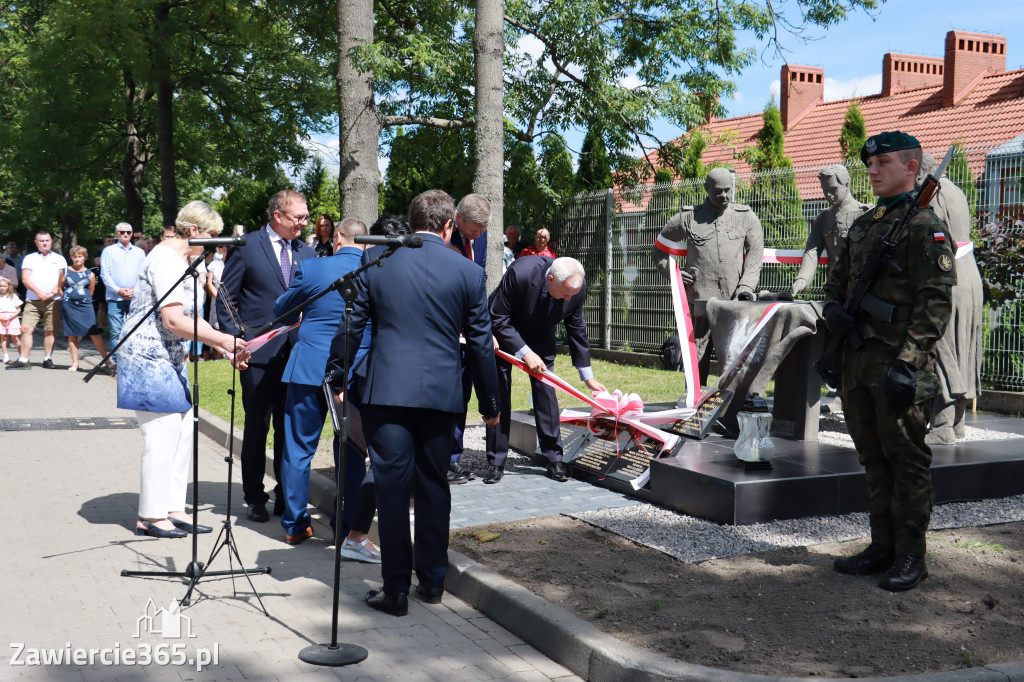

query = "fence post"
[{"left": 604, "top": 188, "right": 614, "bottom": 350}]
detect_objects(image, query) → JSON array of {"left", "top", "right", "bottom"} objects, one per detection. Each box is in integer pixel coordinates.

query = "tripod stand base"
[{"left": 299, "top": 642, "right": 368, "bottom": 667}]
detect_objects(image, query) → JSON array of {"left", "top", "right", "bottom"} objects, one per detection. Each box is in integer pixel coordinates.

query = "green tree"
[
  {"left": 577, "top": 123, "right": 613, "bottom": 192},
  {"left": 838, "top": 99, "right": 873, "bottom": 204},
  {"left": 0, "top": 0, "right": 334, "bottom": 250},
  {"left": 839, "top": 99, "right": 867, "bottom": 161},
  {"left": 379, "top": 126, "right": 474, "bottom": 217},
  {"left": 739, "top": 102, "right": 805, "bottom": 248},
  {"left": 539, "top": 134, "right": 576, "bottom": 203},
  {"left": 300, "top": 157, "right": 341, "bottom": 223}
]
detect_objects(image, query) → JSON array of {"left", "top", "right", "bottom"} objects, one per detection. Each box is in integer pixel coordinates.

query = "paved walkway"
[{"left": 0, "top": 336, "right": 586, "bottom": 681}]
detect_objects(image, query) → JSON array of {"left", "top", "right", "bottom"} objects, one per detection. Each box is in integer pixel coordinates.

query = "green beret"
[{"left": 860, "top": 131, "right": 920, "bottom": 164}]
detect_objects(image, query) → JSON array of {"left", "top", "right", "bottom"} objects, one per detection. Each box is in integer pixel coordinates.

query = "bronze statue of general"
[{"left": 652, "top": 167, "right": 764, "bottom": 382}]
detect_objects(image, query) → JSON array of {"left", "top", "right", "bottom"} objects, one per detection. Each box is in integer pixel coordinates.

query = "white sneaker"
[{"left": 340, "top": 537, "right": 381, "bottom": 564}]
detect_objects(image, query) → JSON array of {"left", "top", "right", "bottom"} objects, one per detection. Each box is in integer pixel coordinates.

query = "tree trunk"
[
  {"left": 59, "top": 188, "right": 77, "bottom": 255},
  {"left": 337, "top": 0, "right": 380, "bottom": 225},
  {"left": 474, "top": 0, "right": 504, "bottom": 292},
  {"left": 155, "top": 2, "right": 178, "bottom": 226},
  {"left": 122, "top": 70, "right": 147, "bottom": 232}
]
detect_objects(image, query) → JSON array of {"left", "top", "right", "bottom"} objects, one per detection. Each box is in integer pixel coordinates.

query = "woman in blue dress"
[
  {"left": 117, "top": 201, "right": 250, "bottom": 538},
  {"left": 61, "top": 245, "right": 116, "bottom": 373}
]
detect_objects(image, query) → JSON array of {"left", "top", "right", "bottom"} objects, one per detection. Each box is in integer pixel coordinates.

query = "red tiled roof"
[{"left": 656, "top": 67, "right": 1024, "bottom": 176}]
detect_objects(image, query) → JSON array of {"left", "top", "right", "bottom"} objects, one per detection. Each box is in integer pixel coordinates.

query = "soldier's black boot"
[
  {"left": 833, "top": 544, "right": 895, "bottom": 576},
  {"left": 878, "top": 554, "right": 928, "bottom": 592}
]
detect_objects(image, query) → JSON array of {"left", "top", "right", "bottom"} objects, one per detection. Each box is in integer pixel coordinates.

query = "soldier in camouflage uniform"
[
  {"left": 822, "top": 132, "right": 956, "bottom": 592},
  {"left": 651, "top": 167, "right": 764, "bottom": 383}
]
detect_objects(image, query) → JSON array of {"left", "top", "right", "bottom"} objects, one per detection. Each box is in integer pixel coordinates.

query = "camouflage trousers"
[{"left": 842, "top": 383, "right": 934, "bottom": 556}]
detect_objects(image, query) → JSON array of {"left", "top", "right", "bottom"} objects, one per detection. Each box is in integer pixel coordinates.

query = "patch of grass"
[
  {"left": 954, "top": 539, "right": 1007, "bottom": 552},
  {"left": 594, "top": 607, "right": 610, "bottom": 619},
  {"left": 195, "top": 352, "right": 708, "bottom": 450},
  {"left": 652, "top": 599, "right": 663, "bottom": 612}
]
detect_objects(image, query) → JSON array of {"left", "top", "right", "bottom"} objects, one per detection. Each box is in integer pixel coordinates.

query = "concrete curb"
[{"left": 195, "top": 407, "right": 1024, "bottom": 682}]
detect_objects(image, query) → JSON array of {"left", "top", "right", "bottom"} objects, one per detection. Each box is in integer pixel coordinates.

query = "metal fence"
[{"left": 553, "top": 143, "right": 1024, "bottom": 391}]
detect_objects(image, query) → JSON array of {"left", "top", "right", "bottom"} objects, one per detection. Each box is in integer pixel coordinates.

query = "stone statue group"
[{"left": 651, "top": 160, "right": 982, "bottom": 445}]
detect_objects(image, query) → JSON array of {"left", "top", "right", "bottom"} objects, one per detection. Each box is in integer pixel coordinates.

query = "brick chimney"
[
  {"left": 881, "top": 53, "right": 944, "bottom": 96},
  {"left": 943, "top": 30, "right": 1006, "bottom": 107},
  {"left": 780, "top": 65, "right": 824, "bottom": 130}
]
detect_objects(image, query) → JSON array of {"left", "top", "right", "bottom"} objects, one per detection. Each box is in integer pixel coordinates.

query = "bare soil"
[{"left": 450, "top": 516, "right": 1024, "bottom": 679}]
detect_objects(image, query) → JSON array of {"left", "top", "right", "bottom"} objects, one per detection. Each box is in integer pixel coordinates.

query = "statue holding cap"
[
  {"left": 651, "top": 167, "right": 765, "bottom": 383},
  {"left": 821, "top": 130, "right": 956, "bottom": 592},
  {"left": 791, "top": 164, "right": 871, "bottom": 295}
]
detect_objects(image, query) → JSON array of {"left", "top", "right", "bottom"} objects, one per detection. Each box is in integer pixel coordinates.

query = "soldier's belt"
[{"left": 860, "top": 292, "right": 913, "bottom": 323}]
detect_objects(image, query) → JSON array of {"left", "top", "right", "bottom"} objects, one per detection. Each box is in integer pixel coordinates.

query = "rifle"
[{"left": 814, "top": 146, "right": 955, "bottom": 389}]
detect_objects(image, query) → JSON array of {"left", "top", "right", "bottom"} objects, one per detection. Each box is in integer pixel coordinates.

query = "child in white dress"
[{"left": 0, "top": 277, "right": 22, "bottom": 363}]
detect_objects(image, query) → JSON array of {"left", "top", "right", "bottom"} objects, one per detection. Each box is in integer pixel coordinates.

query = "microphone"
[
  {"left": 354, "top": 234, "right": 423, "bottom": 248},
  {"left": 188, "top": 236, "right": 247, "bottom": 247}
]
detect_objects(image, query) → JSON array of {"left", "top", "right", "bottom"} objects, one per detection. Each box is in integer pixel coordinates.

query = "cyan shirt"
[{"left": 100, "top": 242, "right": 147, "bottom": 301}]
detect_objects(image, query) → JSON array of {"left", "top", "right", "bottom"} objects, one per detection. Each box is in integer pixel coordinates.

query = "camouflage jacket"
[{"left": 823, "top": 196, "right": 956, "bottom": 390}]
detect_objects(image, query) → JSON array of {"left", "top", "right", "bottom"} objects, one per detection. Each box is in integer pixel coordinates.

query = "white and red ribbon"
[{"left": 246, "top": 322, "right": 299, "bottom": 354}]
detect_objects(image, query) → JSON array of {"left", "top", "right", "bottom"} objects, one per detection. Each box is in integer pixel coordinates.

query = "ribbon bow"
[{"left": 590, "top": 390, "right": 645, "bottom": 419}]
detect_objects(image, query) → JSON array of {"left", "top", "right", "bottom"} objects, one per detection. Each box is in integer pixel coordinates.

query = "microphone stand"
[
  {"left": 116, "top": 247, "right": 268, "bottom": 610},
  {"left": 293, "top": 247, "right": 404, "bottom": 668}
]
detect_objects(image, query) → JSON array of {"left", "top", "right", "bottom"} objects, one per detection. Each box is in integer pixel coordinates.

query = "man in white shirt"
[
  {"left": 10, "top": 231, "right": 67, "bottom": 369},
  {"left": 100, "top": 222, "right": 147, "bottom": 361}
]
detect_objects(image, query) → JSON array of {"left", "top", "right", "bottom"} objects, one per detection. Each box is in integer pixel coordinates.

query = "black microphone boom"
[
  {"left": 188, "top": 236, "right": 247, "bottom": 247},
  {"left": 354, "top": 234, "right": 423, "bottom": 248}
]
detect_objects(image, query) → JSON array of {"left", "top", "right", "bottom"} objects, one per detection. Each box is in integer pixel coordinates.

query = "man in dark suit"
[
  {"left": 485, "top": 256, "right": 606, "bottom": 484},
  {"left": 216, "top": 190, "right": 316, "bottom": 522},
  {"left": 273, "top": 218, "right": 368, "bottom": 545},
  {"left": 446, "top": 194, "right": 490, "bottom": 484},
  {"left": 327, "top": 189, "right": 500, "bottom": 617}
]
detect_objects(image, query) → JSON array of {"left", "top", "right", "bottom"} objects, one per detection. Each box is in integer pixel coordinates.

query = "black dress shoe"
[
  {"left": 415, "top": 583, "right": 444, "bottom": 604},
  {"left": 42, "top": 358, "right": 55, "bottom": 369},
  {"left": 135, "top": 521, "right": 187, "bottom": 539},
  {"left": 546, "top": 460, "right": 569, "bottom": 482},
  {"left": 483, "top": 465, "right": 504, "bottom": 484},
  {"left": 878, "top": 554, "right": 928, "bottom": 592},
  {"left": 366, "top": 588, "right": 408, "bottom": 616},
  {"left": 273, "top": 497, "right": 285, "bottom": 516},
  {"left": 246, "top": 503, "right": 269, "bottom": 523},
  {"left": 447, "top": 461, "right": 471, "bottom": 484},
  {"left": 833, "top": 543, "right": 895, "bottom": 576},
  {"left": 169, "top": 517, "right": 213, "bottom": 534}
]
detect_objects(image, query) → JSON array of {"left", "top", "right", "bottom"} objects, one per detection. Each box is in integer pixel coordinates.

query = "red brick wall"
[
  {"left": 780, "top": 65, "right": 824, "bottom": 130},
  {"left": 882, "top": 53, "right": 945, "bottom": 96},
  {"left": 943, "top": 30, "right": 1006, "bottom": 107}
]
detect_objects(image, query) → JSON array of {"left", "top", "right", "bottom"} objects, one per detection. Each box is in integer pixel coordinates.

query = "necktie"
[
  {"left": 280, "top": 240, "right": 291, "bottom": 286},
  {"left": 464, "top": 237, "right": 473, "bottom": 261}
]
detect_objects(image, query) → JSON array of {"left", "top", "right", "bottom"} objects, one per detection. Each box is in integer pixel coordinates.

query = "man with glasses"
[
  {"left": 216, "top": 190, "right": 315, "bottom": 523},
  {"left": 100, "top": 222, "right": 146, "bottom": 364}
]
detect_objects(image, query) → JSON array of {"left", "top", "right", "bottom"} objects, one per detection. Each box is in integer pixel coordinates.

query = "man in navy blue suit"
[
  {"left": 485, "top": 256, "right": 606, "bottom": 484},
  {"left": 273, "top": 218, "right": 368, "bottom": 545},
  {"left": 446, "top": 194, "right": 490, "bottom": 484},
  {"left": 216, "top": 190, "right": 316, "bottom": 523},
  {"left": 327, "top": 189, "right": 500, "bottom": 617}
]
